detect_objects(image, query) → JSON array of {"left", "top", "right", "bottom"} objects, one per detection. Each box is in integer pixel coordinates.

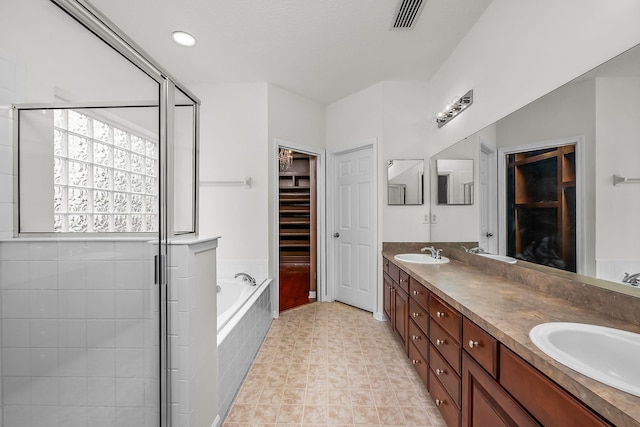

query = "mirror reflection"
[
  {"left": 436, "top": 159, "right": 474, "bottom": 205},
  {"left": 430, "top": 43, "right": 640, "bottom": 292},
  {"left": 387, "top": 159, "right": 424, "bottom": 205}
]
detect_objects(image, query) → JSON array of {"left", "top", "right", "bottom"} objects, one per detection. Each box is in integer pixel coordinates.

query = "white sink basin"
[
  {"left": 394, "top": 253, "right": 450, "bottom": 264},
  {"left": 477, "top": 253, "right": 517, "bottom": 264},
  {"left": 529, "top": 322, "right": 640, "bottom": 397}
]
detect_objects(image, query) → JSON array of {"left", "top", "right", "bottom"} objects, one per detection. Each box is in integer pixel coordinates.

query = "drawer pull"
[
  {"left": 435, "top": 398, "right": 444, "bottom": 406},
  {"left": 436, "top": 338, "right": 446, "bottom": 346},
  {"left": 413, "top": 290, "right": 421, "bottom": 296},
  {"left": 412, "top": 312, "right": 420, "bottom": 318},
  {"left": 400, "top": 278, "right": 407, "bottom": 283},
  {"left": 468, "top": 340, "right": 479, "bottom": 349},
  {"left": 411, "top": 335, "right": 421, "bottom": 341},
  {"left": 435, "top": 368, "right": 446, "bottom": 376},
  {"left": 436, "top": 311, "right": 446, "bottom": 318},
  {"left": 412, "top": 359, "right": 421, "bottom": 365}
]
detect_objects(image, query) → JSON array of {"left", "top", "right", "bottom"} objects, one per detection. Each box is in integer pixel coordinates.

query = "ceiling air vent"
[{"left": 392, "top": 0, "right": 426, "bottom": 29}]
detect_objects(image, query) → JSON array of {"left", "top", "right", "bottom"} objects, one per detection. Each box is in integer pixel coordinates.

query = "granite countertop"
[{"left": 382, "top": 248, "right": 640, "bottom": 427}]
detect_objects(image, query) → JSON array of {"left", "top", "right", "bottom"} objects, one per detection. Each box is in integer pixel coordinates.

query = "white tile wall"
[
  {"left": 167, "top": 238, "right": 218, "bottom": 427},
  {"left": 217, "top": 281, "right": 272, "bottom": 422},
  {"left": 0, "top": 239, "right": 160, "bottom": 427}
]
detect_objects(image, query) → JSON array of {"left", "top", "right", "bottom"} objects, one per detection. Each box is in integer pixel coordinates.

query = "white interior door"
[
  {"left": 479, "top": 144, "right": 498, "bottom": 254},
  {"left": 332, "top": 145, "right": 376, "bottom": 312}
]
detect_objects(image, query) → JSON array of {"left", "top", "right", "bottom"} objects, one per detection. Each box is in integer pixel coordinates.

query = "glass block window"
[{"left": 53, "top": 110, "right": 158, "bottom": 232}]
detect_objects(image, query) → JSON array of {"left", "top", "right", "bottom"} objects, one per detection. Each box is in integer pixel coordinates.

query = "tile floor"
[{"left": 223, "top": 302, "right": 446, "bottom": 426}]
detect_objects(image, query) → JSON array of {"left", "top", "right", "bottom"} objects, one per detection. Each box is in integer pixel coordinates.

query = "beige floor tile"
[
  {"left": 225, "top": 303, "right": 445, "bottom": 427},
  {"left": 252, "top": 404, "right": 280, "bottom": 424},
  {"left": 353, "top": 405, "right": 380, "bottom": 425},
  {"left": 326, "top": 405, "right": 354, "bottom": 424},
  {"left": 281, "top": 388, "right": 306, "bottom": 405},
  {"left": 377, "top": 405, "right": 405, "bottom": 425},
  {"left": 277, "top": 404, "right": 304, "bottom": 424},
  {"left": 302, "top": 404, "right": 328, "bottom": 424}
]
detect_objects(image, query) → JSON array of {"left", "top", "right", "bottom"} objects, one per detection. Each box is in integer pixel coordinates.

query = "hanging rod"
[
  {"left": 613, "top": 175, "right": 640, "bottom": 186},
  {"left": 200, "top": 178, "right": 251, "bottom": 188}
]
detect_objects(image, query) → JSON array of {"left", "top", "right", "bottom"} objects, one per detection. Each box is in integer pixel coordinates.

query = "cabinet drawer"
[
  {"left": 398, "top": 269, "right": 410, "bottom": 293},
  {"left": 430, "top": 321, "right": 461, "bottom": 374},
  {"left": 408, "top": 319, "right": 429, "bottom": 360},
  {"left": 383, "top": 256, "right": 390, "bottom": 274},
  {"left": 409, "top": 341, "right": 428, "bottom": 390},
  {"left": 430, "top": 294, "right": 462, "bottom": 343},
  {"left": 409, "top": 276, "right": 429, "bottom": 311},
  {"left": 409, "top": 298, "right": 429, "bottom": 336},
  {"left": 430, "top": 344, "right": 461, "bottom": 409},
  {"left": 500, "top": 347, "right": 613, "bottom": 427},
  {"left": 463, "top": 317, "right": 498, "bottom": 378},
  {"left": 388, "top": 261, "right": 400, "bottom": 284},
  {"left": 429, "top": 368, "right": 461, "bottom": 427}
]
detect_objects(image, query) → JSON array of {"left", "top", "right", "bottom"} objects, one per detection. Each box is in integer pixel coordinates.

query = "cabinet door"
[
  {"left": 383, "top": 273, "right": 393, "bottom": 322},
  {"left": 462, "top": 353, "right": 539, "bottom": 427},
  {"left": 394, "top": 286, "right": 409, "bottom": 352}
]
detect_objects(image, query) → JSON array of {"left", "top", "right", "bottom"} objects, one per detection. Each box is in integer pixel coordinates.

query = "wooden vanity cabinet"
[
  {"left": 500, "top": 347, "right": 613, "bottom": 427},
  {"left": 382, "top": 259, "right": 615, "bottom": 427},
  {"left": 382, "top": 257, "right": 409, "bottom": 353},
  {"left": 429, "top": 294, "right": 463, "bottom": 426},
  {"left": 462, "top": 352, "right": 540, "bottom": 427},
  {"left": 462, "top": 319, "right": 614, "bottom": 427}
]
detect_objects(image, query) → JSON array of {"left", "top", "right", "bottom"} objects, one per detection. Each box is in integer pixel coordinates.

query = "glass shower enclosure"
[{"left": 0, "top": 1, "right": 199, "bottom": 426}]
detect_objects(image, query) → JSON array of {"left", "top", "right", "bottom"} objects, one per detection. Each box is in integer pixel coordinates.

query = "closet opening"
[{"left": 278, "top": 149, "right": 318, "bottom": 312}]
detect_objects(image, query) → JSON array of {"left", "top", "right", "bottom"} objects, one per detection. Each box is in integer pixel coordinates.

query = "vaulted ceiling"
[{"left": 89, "top": 0, "right": 493, "bottom": 104}]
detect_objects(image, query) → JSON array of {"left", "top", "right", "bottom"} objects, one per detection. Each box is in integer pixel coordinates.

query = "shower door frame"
[{"left": 45, "top": 1, "right": 201, "bottom": 426}]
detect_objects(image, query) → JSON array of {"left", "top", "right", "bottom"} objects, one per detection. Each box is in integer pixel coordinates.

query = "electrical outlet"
[
  {"left": 423, "top": 214, "right": 430, "bottom": 224},
  {"left": 431, "top": 213, "right": 437, "bottom": 224}
]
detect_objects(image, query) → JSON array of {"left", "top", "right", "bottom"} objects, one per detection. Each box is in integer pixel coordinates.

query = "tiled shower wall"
[
  {"left": 217, "top": 282, "right": 272, "bottom": 423},
  {"left": 0, "top": 239, "right": 159, "bottom": 427}
]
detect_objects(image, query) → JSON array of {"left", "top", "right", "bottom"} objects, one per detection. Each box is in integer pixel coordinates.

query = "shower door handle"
[{"left": 333, "top": 232, "right": 340, "bottom": 238}]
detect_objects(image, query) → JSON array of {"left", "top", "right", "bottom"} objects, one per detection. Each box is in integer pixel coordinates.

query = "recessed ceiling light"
[{"left": 172, "top": 31, "right": 196, "bottom": 47}]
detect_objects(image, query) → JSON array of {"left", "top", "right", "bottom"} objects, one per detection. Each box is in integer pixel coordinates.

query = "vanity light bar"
[{"left": 435, "top": 90, "right": 473, "bottom": 128}]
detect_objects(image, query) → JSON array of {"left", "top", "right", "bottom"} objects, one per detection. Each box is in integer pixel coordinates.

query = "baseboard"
[
  {"left": 373, "top": 311, "right": 386, "bottom": 322},
  {"left": 211, "top": 414, "right": 220, "bottom": 427},
  {"left": 308, "top": 291, "right": 317, "bottom": 299}
]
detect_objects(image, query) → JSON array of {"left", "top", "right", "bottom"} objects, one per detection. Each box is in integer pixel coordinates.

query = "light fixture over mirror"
[
  {"left": 387, "top": 159, "right": 424, "bottom": 205},
  {"left": 435, "top": 90, "right": 474, "bottom": 127},
  {"left": 429, "top": 42, "right": 640, "bottom": 295}
]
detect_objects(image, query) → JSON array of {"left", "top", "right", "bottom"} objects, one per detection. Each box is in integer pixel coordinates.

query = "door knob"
[
  {"left": 333, "top": 232, "right": 340, "bottom": 238},
  {"left": 486, "top": 232, "right": 494, "bottom": 237}
]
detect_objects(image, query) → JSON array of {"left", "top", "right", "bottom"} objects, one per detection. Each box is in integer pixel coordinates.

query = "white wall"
[
  {"left": 195, "top": 83, "right": 269, "bottom": 270},
  {"left": 425, "top": 0, "right": 640, "bottom": 159},
  {"left": 595, "top": 77, "right": 640, "bottom": 261},
  {"left": 196, "top": 83, "right": 325, "bottom": 281}
]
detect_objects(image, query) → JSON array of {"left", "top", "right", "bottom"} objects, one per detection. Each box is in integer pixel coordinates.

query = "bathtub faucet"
[{"left": 234, "top": 272, "right": 257, "bottom": 286}]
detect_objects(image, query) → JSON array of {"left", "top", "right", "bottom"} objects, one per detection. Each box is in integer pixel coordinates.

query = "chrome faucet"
[
  {"left": 234, "top": 272, "right": 257, "bottom": 286},
  {"left": 421, "top": 246, "right": 442, "bottom": 260},
  {"left": 622, "top": 272, "right": 640, "bottom": 287},
  {"left": 462, "top": 246, "right": 485, "bottom": 254}
]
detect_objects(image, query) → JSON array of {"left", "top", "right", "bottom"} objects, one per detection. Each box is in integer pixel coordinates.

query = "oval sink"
[
  {"left": 394, "top": 253, "right": 450, "bottom": 264},
  {"left": 529, "top": 322, "right": 640, "bottom": 397},
  {"left": 477, "top": 253, "right": 517, "bottom": 264}
]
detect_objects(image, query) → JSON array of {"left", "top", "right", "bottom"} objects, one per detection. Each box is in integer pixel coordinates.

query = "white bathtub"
[{"left": 217, "top": 276, "right": 271, "bottom": 346}]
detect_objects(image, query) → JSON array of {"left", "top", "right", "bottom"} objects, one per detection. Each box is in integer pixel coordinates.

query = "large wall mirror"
[
  {"left": 430, "top": 42, "right": 640, "bottom": 296},
  {"left": 388, "top": 159, "right": 424, "bottom": 205}
]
